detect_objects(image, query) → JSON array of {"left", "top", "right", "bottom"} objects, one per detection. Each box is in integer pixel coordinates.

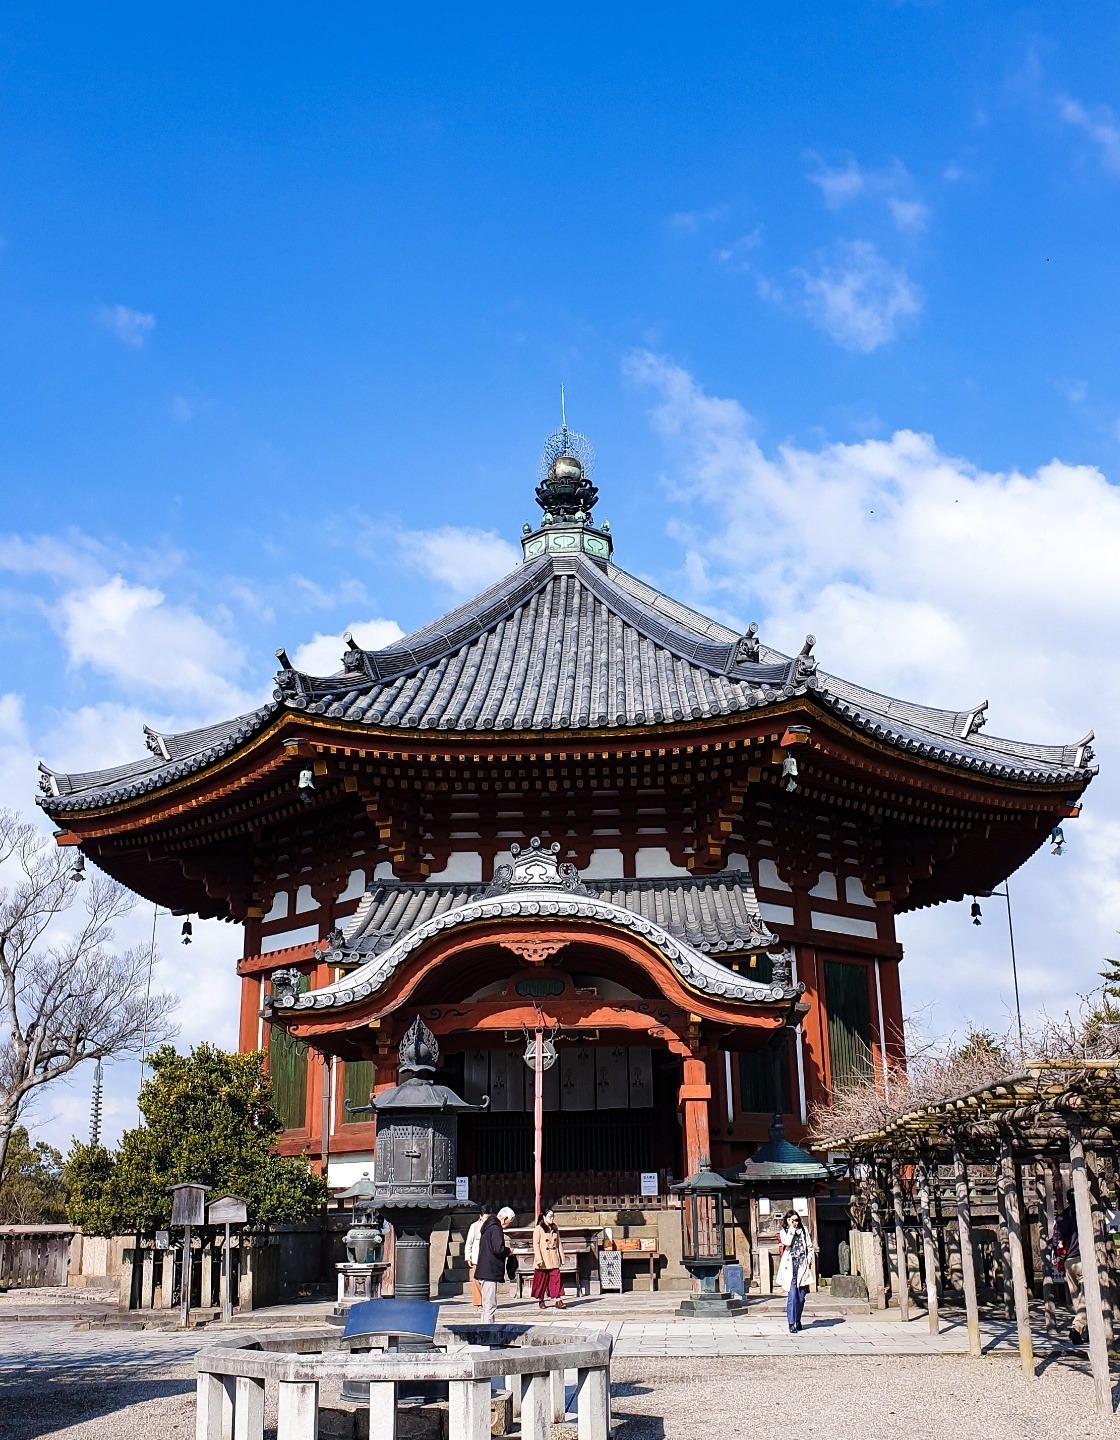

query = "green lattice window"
[
  {"left": 269, "top": 974, "right": 309, "bottom": 1130},
  {"left": 824, "top": 960, "right": 874, "bottom": 1091},
  {"left": 341, "top": 1060, "right": 376, "bottom": 1123},
  {"left": 738, "top": 1035, "right": 792, "bottom": 1115}
]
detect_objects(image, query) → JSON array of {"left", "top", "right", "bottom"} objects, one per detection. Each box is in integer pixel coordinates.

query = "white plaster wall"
[
  {"left": 427, "top": 851, "right": 483, "bottom": 882},
  {"left": 845, "top": 876, "right": 877, "bottom": 907},
  {"left": 327, "top": 1154, "right": 375, "bottom": 1191},
  {"left": 756, "top": 857, "right": 793, "bottom": 892},
  {"left": 809, "top": 911, "right": 879, "bottom": 939},
  {"left": 633, "top": 846, "right": 690, "bottom": 878}
]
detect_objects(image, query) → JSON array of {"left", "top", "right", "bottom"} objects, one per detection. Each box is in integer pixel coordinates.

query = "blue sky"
[{"left": 3, "top": 4, "right": 1120, "bottom": 1149}]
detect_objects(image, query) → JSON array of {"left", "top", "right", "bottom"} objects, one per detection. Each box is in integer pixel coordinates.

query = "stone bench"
[{"left": 195, "top": 1323, "right": 612, "bottom": 1440}]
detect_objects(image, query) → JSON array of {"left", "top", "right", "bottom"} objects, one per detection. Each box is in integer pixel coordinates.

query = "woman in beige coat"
[{"left": 531, "top": 1208, "right": 567, "bottom": 1309}]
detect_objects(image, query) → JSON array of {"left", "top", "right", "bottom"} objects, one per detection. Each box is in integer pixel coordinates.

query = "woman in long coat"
[
  {"left": 531, "top": 1208, "right": 567, "bottom": 1309},
  {"left": 776, "top": 1209, "right": 817, "bottom": 1333}
]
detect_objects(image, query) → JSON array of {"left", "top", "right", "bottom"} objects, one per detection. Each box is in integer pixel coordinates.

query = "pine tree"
[{"left": 63, "top": 1044, "right": 326, "bottom": 1236}]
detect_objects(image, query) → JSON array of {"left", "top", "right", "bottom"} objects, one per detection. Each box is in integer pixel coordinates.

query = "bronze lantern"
[{"left": 671, "top": 1160, "right": 743, "bottom": 1314}]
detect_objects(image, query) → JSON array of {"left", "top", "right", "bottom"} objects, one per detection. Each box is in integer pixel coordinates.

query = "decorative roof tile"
[{"left": 38, "top": 553, "right": 1095, "bottom": 813}]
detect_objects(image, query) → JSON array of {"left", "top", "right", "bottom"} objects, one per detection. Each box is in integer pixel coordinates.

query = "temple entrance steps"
[{"left": 438, "top": 1228, "right": 472, "bottom": 1299}]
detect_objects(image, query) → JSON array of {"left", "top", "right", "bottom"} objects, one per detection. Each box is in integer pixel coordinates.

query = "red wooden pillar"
[
  {"left": 678, "top": 1057, "right": 712, "bottom": 1177},
  {"left": 238, "top": 975, "right": 262, "bottom": 1055}
]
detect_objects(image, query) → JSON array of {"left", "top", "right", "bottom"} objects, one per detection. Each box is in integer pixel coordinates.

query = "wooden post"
[
  {"left": 917, "top": 1160, "right": 940, "bottom": 1335},
  {"left": 180, "top": 1225, "right": 192, "bottom": 1328},
  {"left": 220, "top": 1223, "right": 233, "bottom": 1324},
  {"left": 200, "top": 1241, "right": 213, "bottom": 1312},
  {"left": 1087, "top": 1147, "right": 1117, "bottom": 1345},
  {"left": 868, "top": 1162, "right": 888, "bottom": 1310},
  {"left": 953, "top": 1143, "right": 982, "bottom": 1358},
  {"left": 890, "top": 1159, "right": 911, "bottom": 1322},
  {"left": 995, "top": 1168, "right": 1015, "bottom": 1321},
  {"left": 999, "top": 1141, "right": 1034, "bottom": 1377},
  {"left": 1038, "top": 1160, "right": 1058, "bottom": 1335},
  {"left": 1068, "top": 1122, "right": 1112, "bottom": 1416}
]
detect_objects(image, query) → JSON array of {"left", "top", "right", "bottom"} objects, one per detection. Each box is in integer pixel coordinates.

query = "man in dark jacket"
[
  {"left": 475, "top": 1206, "right": 516, "bottom": 1323},
  {"left": 1052, "top": 1191, "right": 1086, "bottom": 1344}
]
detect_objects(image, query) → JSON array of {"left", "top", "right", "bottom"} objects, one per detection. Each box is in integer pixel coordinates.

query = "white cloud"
[
  {"left": 292, "top": 618, "right": 405, "bottom": 675},
  {"left": 716, "top": 228, "right": 764, "bottom": 271},
  {"left": 887, "top": 198, "right": 930, "bottom": 233},
  {"left": 628, "top": 350, "right": 1120, "bottom": 1037},
  {"left": 1058, "top": 96, "right": 1120, "bottom": 174},
  {"left": 0, "top": 532, "right": 107, "bottom": 586},
  {"left": 399, "top": 526, "right": 520, "bottom": 598},
  {"left": 98, "top": 304, "right": 156, "bottom": 347},
  {"left": 53, "top": 575, "right": 246, "bottom": 710},
  {"left": 171, "top": 395, "right": 193, "bottom": 422},
  {"left": 796, "top": 241, "right": 922, "bottom": 352},
  {"left": 807, "top": 157, "right": 868, "bottom": 208},
  {"left": 807, "top": 155, "right": 929, "bottom": 231},
  {"left": 667, "top": 205, "right": 728, "bottom": 233}
]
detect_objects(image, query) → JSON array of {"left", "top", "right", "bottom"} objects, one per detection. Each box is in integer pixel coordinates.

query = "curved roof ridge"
[{"left": 273, "top": 880, "right": 798, "bottom": 1014}]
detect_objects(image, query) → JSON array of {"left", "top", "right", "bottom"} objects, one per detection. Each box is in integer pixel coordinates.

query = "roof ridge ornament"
[
  {"left": 793, "top": 634, "right": 817, "bottom": 682},
  {"left": 143, "top": 725, "right": 171, "bottom": 761},
  {"left": 959, "top": 700, "right": 988, "bottom": 740},
  {"left": 485, "top": 836, "right": 590, "bottom": 897},
  {"left": 735, "top": 622, "right": 761, "bottom": 665}
]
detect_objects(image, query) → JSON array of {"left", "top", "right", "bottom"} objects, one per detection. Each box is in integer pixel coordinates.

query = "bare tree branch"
[{"left": 0, "top": 809, "right": 178, "bottom": 1180}]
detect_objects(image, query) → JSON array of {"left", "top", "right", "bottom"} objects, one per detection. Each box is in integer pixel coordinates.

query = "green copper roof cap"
[
  {"left": 734, "top": 1114, "right": 832, "bottom": 1183},
  {"left": 671, "top": 1157, "right": 741, "bottom": 1194}
]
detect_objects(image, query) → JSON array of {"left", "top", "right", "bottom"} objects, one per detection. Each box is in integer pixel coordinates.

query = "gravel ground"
[
  {"left": 609, "top": 1356, "right": 1117, "bottom": 1440},
  {"left": 1, "top": 1338, "right": 1115, "bottom": 1438}
]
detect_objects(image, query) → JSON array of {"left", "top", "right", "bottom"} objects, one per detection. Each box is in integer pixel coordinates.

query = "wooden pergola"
[{"left": 828, "top": 1059, "right": 1120, "bottom": 1415}]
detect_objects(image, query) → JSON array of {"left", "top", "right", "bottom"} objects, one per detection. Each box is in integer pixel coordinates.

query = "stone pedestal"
[
  {"left": 335, "top": 1262, "right": 388, "bottom": 1308},
  {"left": 676, "top": 1292, "right": 745, "bottom": 1315}
]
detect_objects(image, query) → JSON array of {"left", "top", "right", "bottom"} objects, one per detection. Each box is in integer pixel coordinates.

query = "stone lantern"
[
  {"left": 671, "top": 1160, "right": 743, "bottom": 1314},
  {"left": 369, "top": 1016, "right": 486, "bottom": 1301}
]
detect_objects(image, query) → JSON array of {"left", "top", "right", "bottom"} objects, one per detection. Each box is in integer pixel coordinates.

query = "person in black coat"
[{"left": 475, "top": 1206, "right": 516, "bottom": 1322}]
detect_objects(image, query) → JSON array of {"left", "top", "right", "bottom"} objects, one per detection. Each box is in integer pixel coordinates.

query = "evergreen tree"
[
  {"left": 63, "top": 1045, "right": 326, "bottom": 1236},
  {"left": 0, "top": 1126, "right": 65, "bottom": 1223}
]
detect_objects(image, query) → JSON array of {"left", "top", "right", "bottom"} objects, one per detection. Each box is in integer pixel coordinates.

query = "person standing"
[
  {"left": 464, "top": 1213, "right": 484, "bottom": 1308},
  {"left": 475, "top": 1206, "right": 516, "bottom": 1324},
  {"left": 777, "top": 1209, "right": 816, "bottom": 1334},
  {"left": 531, "top": 1208, "right": 567, "bottom": 1310},
  {"left": 1052, "top": 1190, "right": 1086, "bottom": 1345}
]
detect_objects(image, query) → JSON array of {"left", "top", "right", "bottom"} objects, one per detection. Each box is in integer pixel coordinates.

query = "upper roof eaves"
[{"left": 38, "top": 553, "right": 1095, "bottom": 813}]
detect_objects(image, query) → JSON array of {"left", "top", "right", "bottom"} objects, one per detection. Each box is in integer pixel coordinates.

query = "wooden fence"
[{"left": 0, "top": 1225, "right": 74, "bottom": 1287}]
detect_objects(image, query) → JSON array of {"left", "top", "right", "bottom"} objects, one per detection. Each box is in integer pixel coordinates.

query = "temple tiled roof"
[
  {"left": 270, "top": 842, "right": 796, "bottom": 1014},
  {"left": 38, "top": 551, "right": 1096, "bottom": 814},
  {"left": 340, "top": 870, "right": 777, "bottom": 961}
]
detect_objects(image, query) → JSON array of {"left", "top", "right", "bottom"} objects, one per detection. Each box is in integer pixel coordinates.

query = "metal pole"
[
  {"left": 138, "top": 905, "right": 161, "bottom": 1112},
  {"left": 995, "top": 885, "right": 1024, "bottom": 1056},
  {"left": 534, "top": 1030, "right": 544, "bottom": 1221}
]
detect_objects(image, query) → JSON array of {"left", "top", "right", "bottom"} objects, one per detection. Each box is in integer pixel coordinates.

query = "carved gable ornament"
[{"left": 485, "top": 837, "right": 589, "bottom": 898}]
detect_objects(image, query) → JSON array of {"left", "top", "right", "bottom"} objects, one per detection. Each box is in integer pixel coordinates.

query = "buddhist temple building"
[{"left": 37, "top": 424, "right": 1095, "bottom": 1212}]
